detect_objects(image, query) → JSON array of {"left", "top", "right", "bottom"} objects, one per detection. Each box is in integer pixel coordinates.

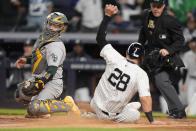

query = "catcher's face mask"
[
  {"left": 45, "top": 12, "right": 69, "bottom": 34},
  {"left": 39, "top": 12, "right": 68, "bottom": 44},
  {"left": 47, "top": 22, "right": 67, "bottom": 33}
]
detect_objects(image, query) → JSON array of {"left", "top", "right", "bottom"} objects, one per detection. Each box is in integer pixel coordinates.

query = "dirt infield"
[
  {"left": 0, "top": 103, "right": 196, "bottom": 130},
  {"left": 1, "top": 115, "right": 196, "bottom": 130}
]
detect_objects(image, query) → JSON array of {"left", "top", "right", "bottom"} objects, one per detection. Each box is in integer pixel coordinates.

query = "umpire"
[{"left": 138, "top": 0, "right": 186, "bottom": 118}]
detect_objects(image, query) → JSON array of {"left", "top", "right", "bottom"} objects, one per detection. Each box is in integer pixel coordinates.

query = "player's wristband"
[
  {"left": 104, "top": 15, "right": 112, "bottom": 22},
  {"left": 145, "top": 111, "right": 154, "bottom": 123},
  {"left": 37, "top": 66, "right": 58, "bottom": 85},
  {"left": 25, "top": 56, "right": 32, "bottom": 64}
]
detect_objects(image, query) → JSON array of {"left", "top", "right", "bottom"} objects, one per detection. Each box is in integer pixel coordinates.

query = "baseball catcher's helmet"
[
  {"left": 46, "top": 12, "right": 68, "bottom": 32},
  {"left": 127, "top": 42, "right": 145, "bottom": 58}
]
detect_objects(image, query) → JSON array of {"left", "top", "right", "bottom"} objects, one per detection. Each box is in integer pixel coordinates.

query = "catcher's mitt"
[{"left": 18, "top": 79, "right": 42, "bottom": 96}]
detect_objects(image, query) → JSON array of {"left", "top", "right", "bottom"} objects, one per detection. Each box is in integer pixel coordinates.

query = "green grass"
[{"left": 0, "top": 108, "right": 26, "bottom": 115}]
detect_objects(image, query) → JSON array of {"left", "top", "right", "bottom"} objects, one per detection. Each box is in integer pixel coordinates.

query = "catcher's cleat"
[
  {"left": 25, "top": 114, "right": 51, "bottom": 119},
  {"left": 63, "top": 96, "right": 81, "bottom": 116}
]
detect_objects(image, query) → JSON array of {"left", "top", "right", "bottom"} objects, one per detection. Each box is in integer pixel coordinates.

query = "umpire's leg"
[{"left": 154, "top": 71, "right": 184, "bottom": 111}]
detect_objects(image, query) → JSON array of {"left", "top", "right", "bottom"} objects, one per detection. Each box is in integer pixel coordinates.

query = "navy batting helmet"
[{"left": 127, "top": 42, "right": 145, "bottom": 58}]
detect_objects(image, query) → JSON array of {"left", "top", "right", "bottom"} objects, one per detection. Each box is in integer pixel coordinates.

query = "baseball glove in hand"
[{"left": 17, "top": 79, "right": 44, "bottom": 96}]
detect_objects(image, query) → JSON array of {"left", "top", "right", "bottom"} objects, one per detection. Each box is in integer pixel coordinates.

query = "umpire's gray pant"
[{"left": 154, "top": 71, "right": 184, "bottom": 111}]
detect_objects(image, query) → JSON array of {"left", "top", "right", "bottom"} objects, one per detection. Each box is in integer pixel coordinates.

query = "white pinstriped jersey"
[{"left": 92, "top": 44, "right": 150, "bottom": 113}]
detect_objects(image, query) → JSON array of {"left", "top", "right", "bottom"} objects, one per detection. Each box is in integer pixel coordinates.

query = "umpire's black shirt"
[{"left": 138, "top": 9, "right": 184, "bottom": 55}]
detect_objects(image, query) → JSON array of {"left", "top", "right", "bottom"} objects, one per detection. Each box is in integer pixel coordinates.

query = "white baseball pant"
[{"left": 90, "top": 99, "right": 141, "bottom": 123}]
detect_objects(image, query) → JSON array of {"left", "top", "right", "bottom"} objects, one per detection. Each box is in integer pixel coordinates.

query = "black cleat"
[{"left": 168, "top": 109, "right": 186, "bottom": 119}]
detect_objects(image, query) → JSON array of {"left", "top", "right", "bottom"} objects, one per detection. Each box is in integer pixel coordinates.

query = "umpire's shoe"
[
  {"left": 63, "top": 96, "right": 81, "bottom": 116},
  {"left": 168, "top": 109, "right": 186, "bottom": 119}
]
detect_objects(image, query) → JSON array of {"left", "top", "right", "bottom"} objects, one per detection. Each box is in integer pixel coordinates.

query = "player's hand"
[
  {"left": 34, "top": 79, "right": 45, "bottom": 91},
  {"left": 15, "top": 57, "right": 27, "bottom": 69},
  {"left": 159, "top": 49, "right": 169, "bottom": 57},
  {"left": 150, "top": 120, "right": 166, "bottom": 125},
  {"left": 105, "top": 4, "right": 118, "bottom": 17}
]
